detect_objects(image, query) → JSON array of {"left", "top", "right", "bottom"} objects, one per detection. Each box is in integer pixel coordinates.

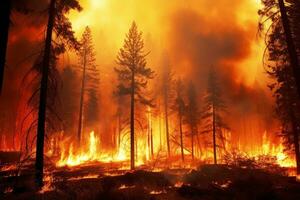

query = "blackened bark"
[
  {"left": 179, "top": 112, "right": 184, "bottom": 162},
  {"left": 212, "top": 104, "right": 217, "bottom": 165},
  {"left": 291, "top": 111, "right": 300, "bottom": 174},
  {"left": 278, "top": 0, "right": 300, "bottom": 98},
  {"left": 0, "top": 0, "right": 11, "bottom": 94},
  {"left": 130, "top": 70, "right": 135, "bottom": 170},
  {"left": 77, "top": 50, "right": 87, "bottom": 146},
  {"left": 190, "top": 125, "right": 194, "bottom": 160},
  {"left": 35, "top": 0, "right": 56, "bottom": 187},
  {"left": 164, "top": 99, "right": 170, "bottom": 157}
]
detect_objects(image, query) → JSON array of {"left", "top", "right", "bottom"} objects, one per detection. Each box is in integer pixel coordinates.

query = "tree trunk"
[
  {"left": 77, "top": 49, "right": 87, "bottom": 146},
  {"left": 212, "top": 104, "right": 217, "bottom": 164},
  {"left": 164, "top": 98, "right": 170, "bottom": 157},
  {"left": 35, "top": 0, "right": 56, "bottom": 187},
  {"left": 130, "top": 69, "right": 135, "bottom": 170},
  {"left": 0, "top": 0, "right": 11, "bottom": 94},
  {"left": 290, "top": 111, "right": 300, "bottom": 174},
  {"left": 292, "top": 125, "right": 300, "bottom": 175},
  {"left": 150, "top": 120, "right": 154, "bottom": 157},
  {"left": 179, "top": 113, "right": 184, "bottom": 162},
  {"left": 278, "top": 0, "right": 300, "bottom": 98},
  {"left": 118, "top": 111, "right": 121, "bottom": 149},
  {"left": 190, "top": 125, "right": 194, "bottom": 160}
]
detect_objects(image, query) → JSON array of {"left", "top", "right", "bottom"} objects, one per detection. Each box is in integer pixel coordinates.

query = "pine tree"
[
  {"left": 201, "top": 67, "right": 229, "bottom": 164},
  {"left": 161, "top": 56, "right": 174, "bottom": 157},
  {"left": 77, "top": 26, "right": 99, "bottom": 145},
  {"left": 259, "top": 0, "right": 300, "bottom": 174},
  {"left": 115, "top": 22, "right": 154, "bottom": 170},
  {"left": 31, "top": 0, "right": 81, "bottom": 186},
  {"left": 172, "top": 79, "right": 186, "bottom": 162},
  {"left": 185, "top": 82, "right": 201, "bottom": 160}
]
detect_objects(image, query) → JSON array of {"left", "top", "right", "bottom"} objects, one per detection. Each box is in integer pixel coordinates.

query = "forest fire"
[
  {"left": 1, "top": 0, "right": 300, "bottom": 199},
  {"left": 54, "top": 129, "right": 295, "bottom": 170}
]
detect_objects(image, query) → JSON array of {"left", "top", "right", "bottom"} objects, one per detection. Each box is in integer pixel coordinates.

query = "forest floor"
[{"left": 1, "top": 159, "right": 300, "bottom": 200}]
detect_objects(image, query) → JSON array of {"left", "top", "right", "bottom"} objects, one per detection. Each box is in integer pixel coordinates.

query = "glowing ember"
[{"left": 150, "top": 190, "right": 166, "bottom": 195}]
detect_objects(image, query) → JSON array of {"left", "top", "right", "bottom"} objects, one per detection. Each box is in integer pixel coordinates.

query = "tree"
[
  {"left": 185, "top": 82, "right": 200, "bottom": 160},
  {"left": 172, "top": 79, "right": 186, "bottom": 162},
  {"left": 115, "top": 22, "right": 154, "bottom": 170},
  {"left": 259, "top": 0, "right": 300, "bottom": 174},
  {"left": 0, "top": 0, "right": 11, "bottom": 94},
  {"left": 277, "top": 0, "right": 300, "bottom": 98},
  {"left": 77, "top": 26, "right": 99, "bottom": 145},
  {"left": 33, "top": 0, "right": 81, "bottom": 186},
  {"left": 201, "top": 67, "right": 229, "bottom": 164},
  {"left": 161, "top": 56, "right": 174, "bottom": 157}
]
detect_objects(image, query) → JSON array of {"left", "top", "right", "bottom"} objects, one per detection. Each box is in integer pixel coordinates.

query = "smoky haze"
[{"left": 0, "top": 0, "right": 275, "bottom": 150}]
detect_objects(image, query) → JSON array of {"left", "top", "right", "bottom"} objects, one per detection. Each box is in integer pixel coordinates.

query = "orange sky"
[{"left": 67, "top": 0, "right": 265, "bottom": 87}]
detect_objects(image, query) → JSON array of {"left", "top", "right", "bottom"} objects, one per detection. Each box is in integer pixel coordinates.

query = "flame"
[
  {"left": 57, "top": 131, "right": 146, "bottom": 167},
  {"left": 56, "top": 123, "right": 296, "bottom": 171}
]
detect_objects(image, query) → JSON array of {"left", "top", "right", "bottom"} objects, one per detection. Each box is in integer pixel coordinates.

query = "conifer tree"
[{"left": 115, "top": 22, "right": 154, "bottom": 169}]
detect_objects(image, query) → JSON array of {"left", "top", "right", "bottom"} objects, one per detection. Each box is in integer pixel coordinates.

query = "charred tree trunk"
[
  {"left": 164, "top": 98, "right": 170, "bottom": 157},
  {"left": 35, "top": 0, "right": 55, "bottom": 187},
  {"left": 196, "top": 128, "right": 202, "bottom": 157},
  {"left": 77, "top": 50, "right": 87, "bottom": 146},
  {"left": 179, "top": 112, "right": 184, "bottom": 162},
  {"left": 190, "top": 125, "right": 194, "bottom": 160},
  {"left": 130, "top": 70, "right": 135, "bottom": 170},
  {"left": 0, "top": 0, "right": 11, "bottom": 94},
  {"left": 118, "top": 111, "right": 121, "bottom": 148},
  {"left": 150, "top": 121, "right": 154, "bottom": 157},
  {"left": 212, "top": 104, "right": 217, "bottom": 165},
  {"left": 290, "top": 111, "right": 300, "bottom": 174},
  {"left": 278, "top": 0, "right": 300, "bottom": 98}
]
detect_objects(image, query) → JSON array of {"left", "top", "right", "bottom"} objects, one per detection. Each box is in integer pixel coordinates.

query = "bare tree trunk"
[
  {"left": 77, "top": 49, "right": 87, "bottom": 146},
  {"left": 290, "top": 111, "right": 300, "bottom": 174},
  {"left": 196, "top": 128, "right": 202, "bottom": 157},
  {"left": 190, "top": 125, "right": 194, "bottom": 160},
  {"left": 164, "top": 98, "right": 170, "bottom": 157},
  {"left": 118, "top": 111, "right": 121, "bottom": 148},
  {"left": 147, "top": 111, "right": 151, "bottom": 158},
  {"left": 278, "top": 0, "right": 300, "bottom": 98},
  {"left": 212, "top": 104, "right": 217, "bottom": 164},
  {"left": 35, "top": 0, "right": 55, "bottom": 187},
  {"left": 0, "top": 0, "right": 11, "bottom": 94},
  {"left": 130, "top": 70, "right": 135, "bottom": 170},
  {"left": 150, "top": 118, "right": 154, "bottom": 157},
  {"left": 159, "top": 102, "right": 162, "bottom": 149},
  {"left": 179, "top": 113, "right": 184, "bottom": 162}
]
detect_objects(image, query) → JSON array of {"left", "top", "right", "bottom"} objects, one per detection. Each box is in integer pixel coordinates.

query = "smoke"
[{"left": 0, "top": 0, "right": 276, "bottom": 150}]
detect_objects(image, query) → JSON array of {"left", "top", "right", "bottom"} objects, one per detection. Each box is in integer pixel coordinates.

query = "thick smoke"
[{"left": 0, "top": 0, "right": 276, "bottom": 150}]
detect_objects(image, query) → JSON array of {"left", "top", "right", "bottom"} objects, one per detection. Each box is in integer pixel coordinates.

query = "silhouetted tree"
[
  {"left": 185, "top": 82, "right": 200, "bottom": 160},
  {"left": 115, "top": 22, "right": 154, "bottom": 170},
  {"left": 77, "top": 26, "right": 99, "bottom": 145},
  {"left": 259, "top": 0, "right": 300, "bottom": 174},
  {"left": 201, "top": 67, "right": 229, "bottom": 164},
  {"left": 172, "top": 79, "right": 185, "bottom": 162},
  {"left": 161, "top": 56, "right": 174, "bottom": 157},
  {"left": 27, "top": 0, "right": 81, "bottom": 186},
  {"left": 0, "top": 0, "right": 11, "bottom": 94}
]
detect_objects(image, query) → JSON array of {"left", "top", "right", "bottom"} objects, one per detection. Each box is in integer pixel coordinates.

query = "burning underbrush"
[
  {"left": 1, "top": 129, "right": 299, "bottom": 199},
  {"left": 45, "top": 130, "right": 296, "bottom": 172},
  {"left": 1, "top": 163, "right": 300, "bottom": 200}
]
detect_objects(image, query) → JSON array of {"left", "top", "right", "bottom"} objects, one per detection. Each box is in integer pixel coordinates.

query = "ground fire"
[{"left": 1, "top": 0, "right": 300, "bottom": 199}]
